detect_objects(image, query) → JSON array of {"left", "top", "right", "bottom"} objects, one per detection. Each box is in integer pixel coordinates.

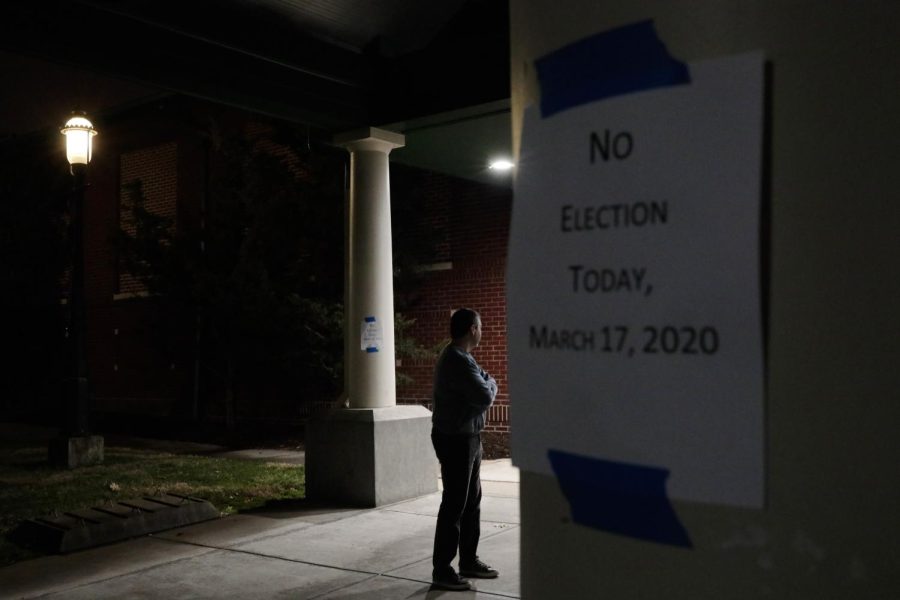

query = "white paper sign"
[
  {"left": 508, "top": 52, "right": 765, "bottom": 508},
  {"left": 361, "top": 317, "right": 383, "bottom": 352}
]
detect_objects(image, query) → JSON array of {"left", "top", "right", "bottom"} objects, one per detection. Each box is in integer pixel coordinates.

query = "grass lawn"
[{"left": 0, "top": 440, "right": 305, "bottom": 567}]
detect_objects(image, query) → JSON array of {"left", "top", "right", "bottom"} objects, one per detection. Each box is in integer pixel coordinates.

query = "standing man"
[{"left": 431, "top": 308, "right": 500, "bottom": 591}]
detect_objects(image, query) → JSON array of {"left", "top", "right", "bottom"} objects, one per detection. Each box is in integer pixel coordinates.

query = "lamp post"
[{"left": 50, "top": 112, "right": 104, "bottom": 468}]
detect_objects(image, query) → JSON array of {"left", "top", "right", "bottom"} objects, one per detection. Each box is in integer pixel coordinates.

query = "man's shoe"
[
  {"left": 459, "top": 558, "right": 499, "bottom": 579},
  {"left": 432, "top": 568, "right": 472, "bottom": 591}
]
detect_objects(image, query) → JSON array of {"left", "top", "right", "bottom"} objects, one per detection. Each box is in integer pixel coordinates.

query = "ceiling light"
[{"left": 489, "top": 159, "right": 514, "bottom": 171}]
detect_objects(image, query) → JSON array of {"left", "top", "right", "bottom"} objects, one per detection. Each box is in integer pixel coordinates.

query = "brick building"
[
  {"left": 50, "top": 95, "right": 512, "bottom": 435},
  {"left": 80, "top": 97, "right": 217, "bottom": 419},
  {"left": 393, "top": 170, "right": 511, "bottom": 434}
]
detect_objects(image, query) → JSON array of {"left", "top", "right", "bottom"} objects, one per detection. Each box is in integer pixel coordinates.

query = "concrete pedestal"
[
  {"left": 306, "top": 405, "right": 437, "bottom": 507},
  {"left": 49, "top": 435, "right": 104, "bottom": 468}
]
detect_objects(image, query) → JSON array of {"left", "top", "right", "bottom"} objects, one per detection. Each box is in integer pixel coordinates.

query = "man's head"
[{"left": 450, "top": 308, "right": 482, "bottom": 349}]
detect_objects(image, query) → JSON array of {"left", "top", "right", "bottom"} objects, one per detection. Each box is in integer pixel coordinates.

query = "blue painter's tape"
[
  {"left": 548, "top": 449, "right": 692, "bottom": 548},
  {"left": 365, "top": 316, "right": 376, "bottom": 323},
  {"left": 535, "top": 20, "right": 690, "bottom": 118},
  {"left": 366, "top": 347, "right": 378, "bottom": 353}
]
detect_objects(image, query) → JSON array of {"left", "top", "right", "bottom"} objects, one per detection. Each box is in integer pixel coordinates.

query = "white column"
[{"left": 335, "top": 127, "right": 405, "bottom": 409}]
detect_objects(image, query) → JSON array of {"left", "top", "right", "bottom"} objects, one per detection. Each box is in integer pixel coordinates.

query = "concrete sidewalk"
[{"left": 0, "top": 456, "right": 520, "bottom": 599}]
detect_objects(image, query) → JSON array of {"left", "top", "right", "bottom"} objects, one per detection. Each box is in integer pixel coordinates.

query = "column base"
[
  {"left": 306, "top": 405, "right": 438, "bottom": 507},
  {"left": 49, "top": 435, "right": 104, "bottom": 468}
]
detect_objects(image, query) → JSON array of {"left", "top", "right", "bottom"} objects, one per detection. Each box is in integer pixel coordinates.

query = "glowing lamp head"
[
  {"left": 489, "top": 159, "right": 515, "bottom": 172},
  {"left": 61, "top": 115, "right": 98, "bottom": 166}
]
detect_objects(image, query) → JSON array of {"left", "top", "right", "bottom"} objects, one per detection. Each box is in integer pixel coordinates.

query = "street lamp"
[
  {"left": 50, "top": 112, "right": 104, "bottom": 468},
  {"left": 61, "top": 115, "right": 97, "bottom": 172}
]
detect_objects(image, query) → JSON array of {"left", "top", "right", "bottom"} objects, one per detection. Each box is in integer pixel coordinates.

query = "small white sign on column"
[{"left": 361, "top": 316, "right": 383, "bottom": 353}]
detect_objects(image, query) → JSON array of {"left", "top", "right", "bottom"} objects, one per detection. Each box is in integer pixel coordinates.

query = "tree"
[
  {"left": 0, "top": 135, "right": 70, "bottom": 416},
  {"left": 115, "top": 121, "right": 345, "bottom": 429}
]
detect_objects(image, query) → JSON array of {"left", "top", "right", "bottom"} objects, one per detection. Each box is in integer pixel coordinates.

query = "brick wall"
[
  {"left": 394, "top": 169, "right": 512, "bottom": 434},
  {"left": 117, "top": 141, "right": 179, "bottom": 295},
  {"left": 83, "top": 98, "right": 205, "bottom": 417}
]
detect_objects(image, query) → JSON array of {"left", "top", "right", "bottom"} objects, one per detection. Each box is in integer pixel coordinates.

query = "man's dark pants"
[{"left": 431, "top": 430, "right": 482, "bottom": 574}]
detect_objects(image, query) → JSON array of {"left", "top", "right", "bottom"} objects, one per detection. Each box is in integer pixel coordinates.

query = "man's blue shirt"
[{"left": 432, "top": 344, "right": 497, "bottom": 435}]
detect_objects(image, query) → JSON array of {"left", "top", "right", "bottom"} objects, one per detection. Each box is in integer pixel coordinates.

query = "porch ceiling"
[{"left": 0, "top": 0, "right": 510, "bottom": 184}]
